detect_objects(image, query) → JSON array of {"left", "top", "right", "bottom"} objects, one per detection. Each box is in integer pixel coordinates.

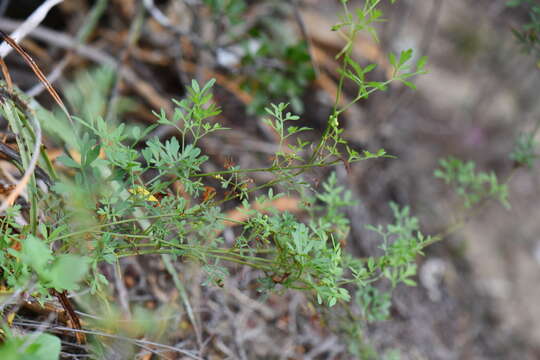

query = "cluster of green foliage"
[
  {"left": 204, "top": 0, "right": 315, "bottom": 114},
  {"left": 0, "top": 0, "right": 520, "bottom": 358},
  {"left": 434, "top": 157, "right": 510, "bottom": 209},
  {"left": 507, "top": 0, "right": 540, "bottom": 169},
  {"left": 511, "top": 132, "right": 537, "bottom": 168},
  {"left": 241, "top": 39, "right": 314, "bottom": 115},
  {"left": 203, "top": 0, "right": 246, "bottom": 26},
  {"left": 0, "top": 332, "right": 60, "bottom": 360},
  {"left": 506, "top": 0, "right": 540, "bottom": 63},
  {"left": 0, "top": 1, "right": 430, "bottom": 356}
]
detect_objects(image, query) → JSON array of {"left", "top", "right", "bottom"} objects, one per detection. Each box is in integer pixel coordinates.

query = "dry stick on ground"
[
  {"left": 27, "top": 0, "right": 108, "bottom": 97},
  {"left": 141, "top": 0, "right": 190, "bottom": 86},
  {"left": 0, "top": 18, "right": 173, "bottom": 116},
  {"left": 105, "top": 1, "right": 145, "bottom": 123},
  {"left": 0, "top": 0, "right": 63, "bottom": 58},
  {"left": 143, "top": 0, "right": 213, "bottom": 54},
  {"left": 0, "top": 30, "right": 72, "bottom": 125}
]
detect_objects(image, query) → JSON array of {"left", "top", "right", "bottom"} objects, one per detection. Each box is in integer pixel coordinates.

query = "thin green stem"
[
  {"left": 335, "top": 80, "right": 393, "bottom": 116},
  {"left": 422, "top": 170, "right": 516, "bottom": 248},
  {"left": 194, "top": 160, "right": 341, "bottom": 178},
  {"left": 53, "top": 212, "right": 190, "bottom": 241},
  {"left": 116, "top": 249, "right": 272, "bottom": 271}
]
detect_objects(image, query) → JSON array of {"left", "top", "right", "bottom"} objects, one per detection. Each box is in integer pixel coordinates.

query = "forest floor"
[{"left": 1, "top": 0, "right": 540, "bottom": 359}]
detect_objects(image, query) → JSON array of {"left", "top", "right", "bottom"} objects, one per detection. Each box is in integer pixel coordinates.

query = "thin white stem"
[{"left": 0, "top": 0, "right": 63, "bottom": 58}]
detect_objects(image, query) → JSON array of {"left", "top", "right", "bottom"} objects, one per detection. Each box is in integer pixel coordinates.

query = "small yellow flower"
[{"left": 128, "top": 186, "right": 159, "bottom": 202}]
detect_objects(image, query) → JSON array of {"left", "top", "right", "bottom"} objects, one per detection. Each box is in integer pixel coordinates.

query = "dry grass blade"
[
  {"left": 0, "top": 30, "right": 73, "bottom": 125},
  {"left": 0, "top": 57, "right": 12, "bottom": 91},
  {"left": 0, "top": 18, "right": 173, "bottom": 116},
  {"left": 0, "top": 102, "right": 41, "bottom": 212}
]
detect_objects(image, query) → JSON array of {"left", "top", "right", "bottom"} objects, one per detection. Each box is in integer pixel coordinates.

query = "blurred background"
[{"left": 1, "top": 0, "right": 540, "bottom": 358}]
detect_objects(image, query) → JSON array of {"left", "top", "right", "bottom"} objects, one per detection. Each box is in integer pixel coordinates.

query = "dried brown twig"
[{"left": 0, "top": 30, "right": 73, "bottom": 125}]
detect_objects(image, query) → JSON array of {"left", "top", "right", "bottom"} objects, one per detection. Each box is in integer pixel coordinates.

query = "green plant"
[
  {"left": 197, "top": 0, "right": 316, "bottom": 114},
  {"left": 505, "top": 1, "right": 540, "bottom": 171},
  {"left": 0, "top": 332, "right": 60, "bottom": 360},
  {"left": 511, "top": 132, "right": 537, "bottom": 168},
  {"left": 506, "top": 0, "right": 540, "bottom": 63},
  {"left": 240, "top": 38, "right": 315, "bottom": 115},
  {"left": 203, "top": 0, "right": 246, "bottom": 26},
  {"left": 1, "top": 67, "right": 423, "bottom": 306},
  {"left": 434, "top": 156, "right": 510, "bottom": 209},
  {"left": 0, "top": 0, "right": 433, "bottom": 357}
]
